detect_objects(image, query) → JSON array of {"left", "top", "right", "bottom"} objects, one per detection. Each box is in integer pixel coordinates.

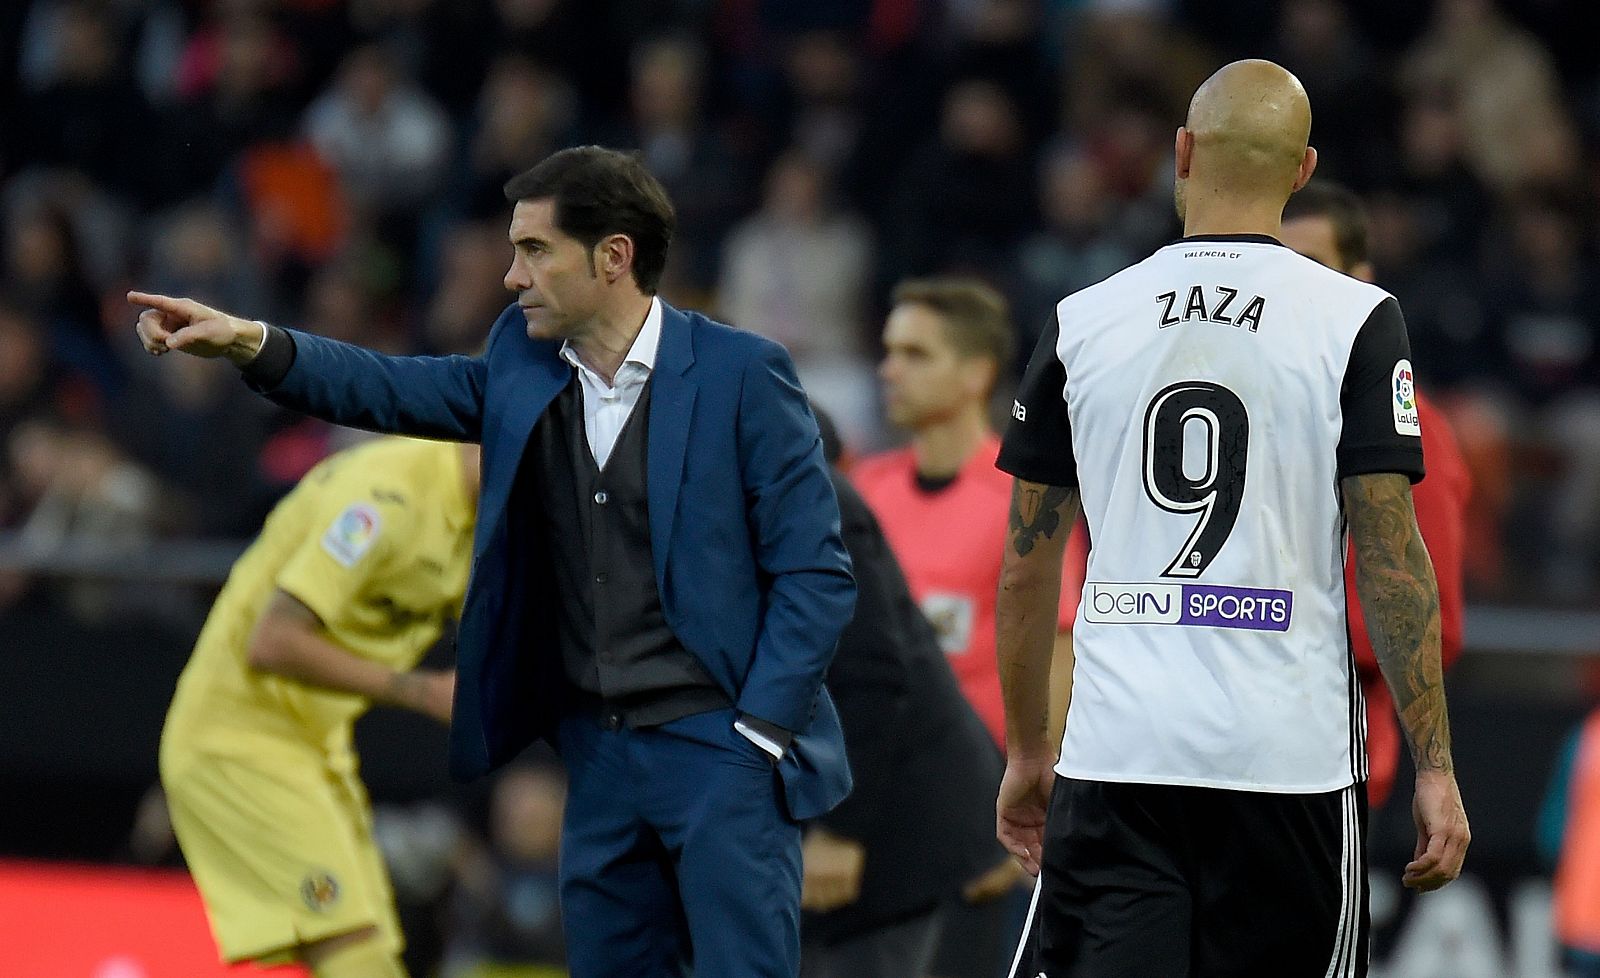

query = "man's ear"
[
  {"left": 596, "top": 233, "right": 636, "bottom": 285},
  {"left": 1292, "top": 145, "right": 1318, "bottom": 193},
  {"left": 1175, "top": 126, "right": 1194, "bottom": 180}
]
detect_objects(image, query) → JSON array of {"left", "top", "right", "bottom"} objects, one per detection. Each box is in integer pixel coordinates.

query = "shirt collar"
[
  {"left": 1168, "top": 233, "right": 1287, "bottom": 248},
  {"left": 559, "top": 296, "right": 663, "bottom": 380}
]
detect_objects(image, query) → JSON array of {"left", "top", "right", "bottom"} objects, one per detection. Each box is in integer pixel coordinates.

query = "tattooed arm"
[
  {"left": 999, "top": 479, "right": 1081, "bottom": 755},
  {"left": 995, "top": 479, "right": 1080, "bottom": 874},
  {"left": 1343, "top": 472, "right": 1450, "bottom": 772},
  {"left": 1343, "top": 472, "right": 1470, "bottom": 890}
]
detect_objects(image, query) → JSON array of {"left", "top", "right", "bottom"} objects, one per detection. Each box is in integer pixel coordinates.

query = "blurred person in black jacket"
[{"left": 801, "top": 410, "right": 1005, "bottom": 978}]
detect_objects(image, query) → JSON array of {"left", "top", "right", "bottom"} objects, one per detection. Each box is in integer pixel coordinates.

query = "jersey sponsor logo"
[
  {"left": 321, "top": 503, "right": 382, "bottom": 567},
  {"left": 1392, "top": 360, "right": 1421, "bottom": 436},
  {"left": 1083, "top": 582, "right": 1292, "bottom": 631},
  {"left": 1011, "top": 399, "right": 1027, "bottom": 422},
  {"left": 1085, "top": 582, "right": 1182, "bottom": 623},
  {"left": 1182, "top": 583, "right": 1293, "bottom": 630},
  {"left": 921, "top": 592, "right": 975, "bottom": 655},
  {"left": 299, "top": 869, "right": 341, "bottom": 912}
]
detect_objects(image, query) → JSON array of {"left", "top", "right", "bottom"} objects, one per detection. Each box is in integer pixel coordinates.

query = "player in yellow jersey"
[{"left": 159, "top": 435, "right": 479, "bottom": 978}]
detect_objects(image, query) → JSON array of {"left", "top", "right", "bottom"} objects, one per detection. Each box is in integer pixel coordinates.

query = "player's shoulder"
[
  {"left": 1285, "top": 249, "right": 1393, "bottom": 306},
  {"left": 306, "top": 437, "right": 445, "bottom": 514},
  {"left": 296, "top": 438, "right": 456, "bottom": 566},
  {"left": 1056, "top": 254, "right": 1162, "bottom": 316}
]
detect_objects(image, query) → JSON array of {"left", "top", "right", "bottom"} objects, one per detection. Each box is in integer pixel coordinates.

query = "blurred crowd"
[{"left": 1, "top": 0, "right": 1598, "bottom": 603}]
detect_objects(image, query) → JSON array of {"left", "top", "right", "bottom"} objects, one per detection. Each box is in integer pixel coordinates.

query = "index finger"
[{"left": 127, "top": 291, "right": 200, "bottom": 317}]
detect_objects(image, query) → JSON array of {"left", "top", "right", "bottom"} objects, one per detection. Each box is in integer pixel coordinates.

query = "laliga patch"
[
  {"left": 300, "top": 870, "right": 341, "bottom": 912},
  {"left": 321, "top": 503, "right": 381, "bottom": 567},
  {"left": 1392, "top": 360, "right": 1421, "bottom": 436}
]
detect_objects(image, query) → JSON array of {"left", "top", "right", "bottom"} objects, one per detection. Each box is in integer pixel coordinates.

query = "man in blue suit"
[{"left": 131, "top": 146, "right": 856, "bottom": 978}]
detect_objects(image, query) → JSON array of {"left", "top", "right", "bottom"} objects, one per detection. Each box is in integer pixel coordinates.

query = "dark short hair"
[
  {"left": 1283, "top": 180, "right": 1369, "bottom": 269},
  {"left": 891, "top": 277, "right": 1014, "bottom": 369},
  {"left": 503, "top": 146, "right": 676, "bottom": 293}
]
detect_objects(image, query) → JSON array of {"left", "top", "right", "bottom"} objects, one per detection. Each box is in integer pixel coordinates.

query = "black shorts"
[{"left": 1008, "top": 777, "right": 1368, "bottom": 978}]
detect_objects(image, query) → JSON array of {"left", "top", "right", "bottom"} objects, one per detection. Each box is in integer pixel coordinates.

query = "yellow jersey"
[{"left": 162, "top": 437, "right": 475, "bottom": 767}]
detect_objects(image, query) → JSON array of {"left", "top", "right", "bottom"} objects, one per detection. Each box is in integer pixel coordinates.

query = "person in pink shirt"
[
  {"left": 855, "top": 278, "right": 1086, "bottom": 750},
  {"left": 851, "top": 278, "right": 1086, "bottom": 978}
]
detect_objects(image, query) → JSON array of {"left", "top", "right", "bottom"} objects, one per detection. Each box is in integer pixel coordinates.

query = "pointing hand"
[{"left": 129, "top": 291, "right": 264, "bottom": 365}]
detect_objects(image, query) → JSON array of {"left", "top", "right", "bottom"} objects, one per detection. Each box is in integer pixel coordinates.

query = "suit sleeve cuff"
[
  {"left": 240, "top": 323, "right": 296, "bottom": 390},
  {"left": 734, "top": 715, "right": 791, "bottom": 760}
]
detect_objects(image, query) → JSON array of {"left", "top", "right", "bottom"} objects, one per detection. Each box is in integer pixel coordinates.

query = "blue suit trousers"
[{"left": 557, "top": 707, "right": 803, "bottom": 978}]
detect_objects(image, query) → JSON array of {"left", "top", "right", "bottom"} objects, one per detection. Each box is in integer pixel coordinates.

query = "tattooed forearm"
[
  {"left": 1010, "top": 482, "right": 1075, "bottom": 557},
  {"left": 1343, "top": 473, "right": 1452, "bottom": 773},
  {"left": 997, "top": 479, "right": 1081, "bottom": 756}
]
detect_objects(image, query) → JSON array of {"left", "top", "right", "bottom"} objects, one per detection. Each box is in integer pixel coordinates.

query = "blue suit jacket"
[{"left": 252, "top": 301, "right": 856, "bottom": 820}]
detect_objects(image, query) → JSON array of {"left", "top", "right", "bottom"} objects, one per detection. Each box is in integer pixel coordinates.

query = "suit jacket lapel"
[{"left": 648, "top": 304, "right": 696, "bottom": 580}]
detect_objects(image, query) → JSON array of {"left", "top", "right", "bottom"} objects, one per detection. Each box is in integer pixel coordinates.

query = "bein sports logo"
[
  {"left": 1083, "top": 582, "right": 1292, "bottom": 631},
  {"left": 1392, "top": 359, "right": 1421, "bottom": 436}
]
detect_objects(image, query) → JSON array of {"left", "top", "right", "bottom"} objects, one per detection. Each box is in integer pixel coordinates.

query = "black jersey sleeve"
[
  {"left": 997, "top": 316, "right": 1079, "bottom": 487},
  {"left": 1337, "top": 296, "right": 1426, "bottom": 483}
]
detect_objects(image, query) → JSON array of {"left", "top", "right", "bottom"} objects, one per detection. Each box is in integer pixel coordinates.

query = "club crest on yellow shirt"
[{"left": 300, "top": 870, "right": 341, "bottom": 912}]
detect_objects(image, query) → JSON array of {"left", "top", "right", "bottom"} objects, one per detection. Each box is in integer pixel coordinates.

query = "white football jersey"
[{"left": 998, "top": 235, "right": 1424, "bottom": 793}]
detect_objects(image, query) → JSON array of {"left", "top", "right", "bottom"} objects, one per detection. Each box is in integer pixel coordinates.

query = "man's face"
[
  {"left": 504, "top": 198, "right": 603, "bottom": 341},
  {"left": 1280, "top": 214, "right": 1348, "bottom": 273},
  {"left": 879, "top": 304, "right": 985, "bottom": 429}
]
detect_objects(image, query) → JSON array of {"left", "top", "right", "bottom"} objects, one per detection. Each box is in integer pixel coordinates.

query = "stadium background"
[{"left": 0, "top": 0, "right": 1596, "bottom": 974}]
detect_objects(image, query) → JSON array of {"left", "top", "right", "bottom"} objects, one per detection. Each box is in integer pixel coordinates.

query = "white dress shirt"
[
  {"left": 559, "top": 298, "right": 662, "bottom": 469},
  {"left": 559, "top": 297, "right": 784, "bottom": 760}
]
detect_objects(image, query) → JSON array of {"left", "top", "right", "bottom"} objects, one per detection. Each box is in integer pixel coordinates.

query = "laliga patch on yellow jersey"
[
  {"left": 322, "top": 503, "right": 382, "bottom": 567},
  {"left": 300, "top": 869, "right": 342, "bottom": 911}
]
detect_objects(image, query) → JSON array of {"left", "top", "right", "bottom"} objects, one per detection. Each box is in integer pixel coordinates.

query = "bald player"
[{"left": 996, "top": 61, "right": 1469, "bottom": 977}]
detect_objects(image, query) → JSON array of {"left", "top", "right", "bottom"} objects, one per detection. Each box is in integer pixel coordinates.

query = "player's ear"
[
  {"left": 1175, "top": 127, "right": 1194, "bottom": 179},
  {"left": 1292, "top": 145, "right": 1318, "bottom": 193}
]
